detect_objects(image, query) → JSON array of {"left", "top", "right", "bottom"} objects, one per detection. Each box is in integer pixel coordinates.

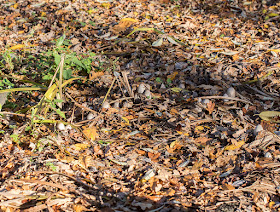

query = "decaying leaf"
[
  {"left": 113, "top": 18, "right": 138, "bottom": 33},
  {"left": 152, "top": 37, "right": 163, "bottom": 47},
  {"left": 257, "top": 111, "right": 280, "bottom": 123},
  {"left": 206, "top": 101, "right": 215, "bottom": 114},
  {"left": 83, "top": 125, "right": 98, "bottom": 140}
]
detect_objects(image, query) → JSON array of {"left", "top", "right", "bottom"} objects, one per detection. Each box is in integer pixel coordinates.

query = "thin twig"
[
  {"left": 101, "top": 77, "right": 116, "bottom": 106},
  {"left": 65, "top": 92, "right": 97, "bottom": 114},
  {"left": 33, "top": 171, "right": 96, "bottom": 190},
  {"left": 196, "top": 96, "right": 252, "bottom": 104},
  {"left": 0, "top": 111, "right": 31, "bottom": 118}
]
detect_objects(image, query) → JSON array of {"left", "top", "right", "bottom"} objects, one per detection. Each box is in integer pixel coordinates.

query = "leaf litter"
[{"left": 1, "top": 0, "right": 280, "bottom": 211}]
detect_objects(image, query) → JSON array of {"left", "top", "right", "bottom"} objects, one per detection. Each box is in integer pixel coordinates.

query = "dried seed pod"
[
  {"left": 57, "top": 122, "right": 65, "bottom": 131},
  {"left": 102, "top": 101, "right": 110, "bottom": 109},
  {"left": 137, "top": 84, "right": 146, "bottom": 94},
  {"left": 227, "top": 87, "right": 236, "bottom": 98},
  {"left": 87, "top": 113, "right": 94, "bottom": 120},
  {"left": 123, "top": 101, "right": 133, "bottom": 108}
]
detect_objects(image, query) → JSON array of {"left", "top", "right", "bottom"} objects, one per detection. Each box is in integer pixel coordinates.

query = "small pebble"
[
  {"left": 87, "top": 113, "right": 94, "bottom": 120},
  {"left": 227, "top": 87, "right": 236, "bottom": 98},
  {"left": 223, "top": 93, "right": 229, "bottom": 102},
  {"left": 102, "top": 101, "right": 110, "bottom": 109},
  {"left": 145, "top": 84, "right": 151, "bottom": 91},
  {"left": 264, "top": 152, "right": 272, "bottom": 158},
  {"left": 57, "top": 122, "right": 65, "bottom": 131},
  {"left": 179, "top": 83, "right": 185, "bottom": 89},
  {"left": 144, "top": 90, "right": 151, "bottom": 99},
  {"left": 137, "top": 84, "right": 146, "bottom": 94},
  {"left": 65, "top": 125, "right": 72, "bottom": 130},
  {"left": 160, "top": 83, "right": 166, "bottom": 89},
  {"left": 113, "top": 101, "right": 120, "bottom": 108},
  {"left": 254, "top": 124, "right": 263, "bottom": 135},
  {"left": 201, "top": 99, "right": 210, "bottom": 104},
  {"left": 123, "top": 102, "right": 133, "bottom": 108}
]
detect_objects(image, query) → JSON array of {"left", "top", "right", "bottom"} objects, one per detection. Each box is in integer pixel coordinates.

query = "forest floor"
[{"left": 0, "top": 0, "right": 280, "bottom": 211}]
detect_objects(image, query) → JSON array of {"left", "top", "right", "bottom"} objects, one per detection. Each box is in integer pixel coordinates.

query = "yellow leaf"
[
  {"left": 9, "top": 44, "right": 25, "bottom": 50},
  {"left": 167, "top": 71, "right": 178, "bottom": 80},
  {"left": 224, "top": 141, "right": 245, "bottom": 151},
  {"left": 83, "top": 126, "right": 97, "bottom": 140},
  {"left": 122, "top": 117, "right": 130, "bottom": 125},
  {"left": 101, "top": 2, "right": 110, "bottom": 8},
  {"left": 257, "top": 111, "right": 280, "bottom": 122},
  {"left": 74, "top": 143, "right": 90, "bottom": 151},
  {"left": 170, "top": 140, "right": 177, "bottom": 149},
  {"left": 120, "top": 18, "right": 138, "bottom": 23},
  {"left": 73, "top": 204, "right": 86, "bottom": 212},
  {"left": 269, "top": 201, "right": 275, "bottom": 208},
  {"left": 45, "top": 83, "right": 58, "bottom": 100},
  {"left": 195, "top": 126, "right": 204, "bottom": 131},
  {"left": 268, "top": 13, "right": 279, "bottom": 17},
  {"left": 268, "top": 49, "right": 280, "bottom": 53}
]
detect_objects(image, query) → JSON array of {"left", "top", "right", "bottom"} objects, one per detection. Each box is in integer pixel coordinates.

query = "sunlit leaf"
[
  {"left": 167, "top": 36, "right": 179, "bottom": 45},
  {"left": 120, "top": 18, "right": 138, "bottom": 23},
  {"left": 268, "top": 13, "right": 279, "bottom": 17},
  {"left": 122, "top": 117, "right": 130, "bottom": 125},
  {"left": 74, "top": 143, "right": 90, "bottom": 151},
  {"left": 268, "top": 49, "right": 280, "bottom": 53},
  {"left": 224, "top": 141, "right": 245, "bottom": 151},
  {"left": 45, "top": 84, "right": 58, "bottom": 101},
  {"left": 257, "top": 111, "right": 280, "bottom": 122},
  {"left": 9, "top": 44, "right": 25, "bottom": 50},
  {"left": 0, "top": 87, "right": 44, "bottom": 93},
  {"left": 170, "top": 87, "right": 182, "bottom": 93},
  {"left": 141, "top": 169, "right": 155, "bottom": 183},
  {"left": 83, "top": 126, "right": 98, "bottom": 140},
  {"left": 220, "top": 51, "right": 239, "bottom": 56},
  {"left": 152, "top": 38, "right": 163, "bottom": 47}
]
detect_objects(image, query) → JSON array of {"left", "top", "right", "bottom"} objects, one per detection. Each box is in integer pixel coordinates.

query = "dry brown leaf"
[
  {"left": 222, "top": 183, "right": 235, "bottom": 190},
  {"left": 89, "top": 71, "right": 104, "bottom": 81},
  {"left": 135, "top": 149, "right": 146, "bottom": 155},
  {"left": 112, "top": 18, "right": 138, "bottom": 33},
  {"left": 73, "top": 204, "right": 86, "bottom": 212},
  {"left": 206, "top": 101, "right": 215, "bottom": 114},
  {"left": 194, "top": 137, "right": 210, "bottom": 144},
  {"left": 148, "top": 152, "right": 161, "bottom": 162},
  {"left": 83, "top": 125, "right": 98, "bottom": 141},
  {"left": 165, "top": 188, "right": 176, "bottom": 196}
]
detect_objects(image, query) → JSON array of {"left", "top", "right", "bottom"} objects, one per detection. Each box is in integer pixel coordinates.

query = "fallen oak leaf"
[{"left": 83, "top": 125, "right": 98, "bottom": 141}]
